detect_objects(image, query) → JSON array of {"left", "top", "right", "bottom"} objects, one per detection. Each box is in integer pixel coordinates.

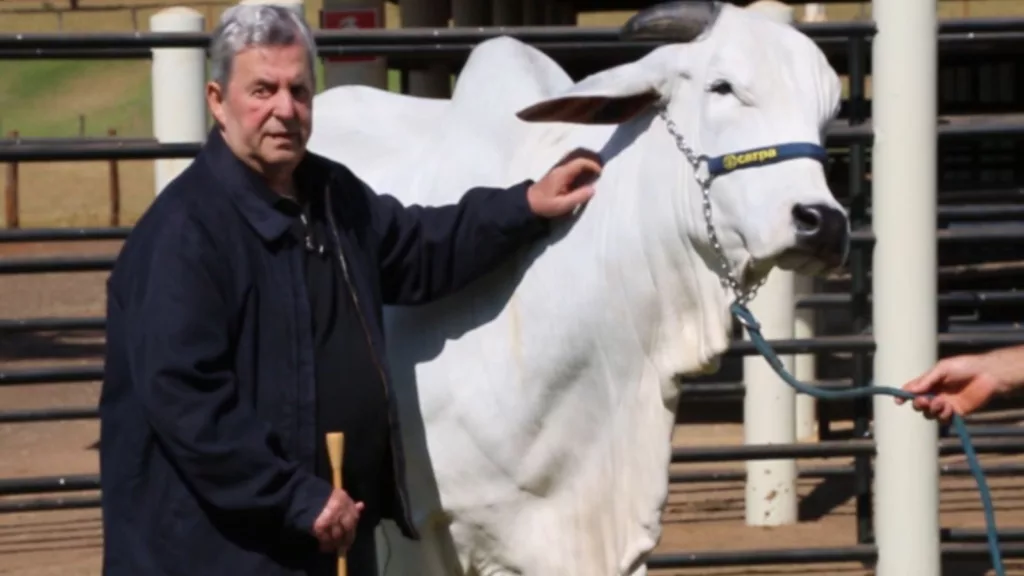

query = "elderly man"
[{"left": 98, "top": 5, "right": 600, "bottom": 576}]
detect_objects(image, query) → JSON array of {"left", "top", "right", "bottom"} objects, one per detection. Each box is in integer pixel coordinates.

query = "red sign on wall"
[{"left": 321, "top": 8, "right": 381, "bottom": 63}]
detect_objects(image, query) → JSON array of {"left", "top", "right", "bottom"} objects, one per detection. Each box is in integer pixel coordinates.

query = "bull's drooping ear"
[{"left": 514, "top": 57, "right": 670, "bottom": 125}]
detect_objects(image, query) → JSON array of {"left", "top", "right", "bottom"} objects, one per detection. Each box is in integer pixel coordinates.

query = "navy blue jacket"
[{"left": 98, "top": 128, "right": 549, "bottom": 576}]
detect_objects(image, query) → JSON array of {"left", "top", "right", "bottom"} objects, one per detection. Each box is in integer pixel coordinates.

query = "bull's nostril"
[{"left": 792, "top": 205, "right": 822, "bottom": 234}]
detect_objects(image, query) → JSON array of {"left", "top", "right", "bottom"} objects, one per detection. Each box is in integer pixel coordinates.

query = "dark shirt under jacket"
[{"left": 250, "top": 174, "right": 387, "bottom": 575}]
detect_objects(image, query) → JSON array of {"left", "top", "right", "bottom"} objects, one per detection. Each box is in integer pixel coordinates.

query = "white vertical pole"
[
  {"left": 804, "top": 4, "right": 827, "bottom": 22},
  {"left": 871, "top": 0, "right": 940, "bottom": 570},
  {"left": 794, "top": 274, "right": 817, "bottom": 441},
  {"left": 150, "top": 7, "right": 206, "bottom": 196},
  {"left": 742, "top": 267, "right": 798, "bottom": 527},
  {"left": 740, "top": 0, "right": 798, "bottom": 528}
]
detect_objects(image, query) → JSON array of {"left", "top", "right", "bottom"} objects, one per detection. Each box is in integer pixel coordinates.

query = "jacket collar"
[{"left": 200, "top": 127, "right": 330, "bottom": 243}]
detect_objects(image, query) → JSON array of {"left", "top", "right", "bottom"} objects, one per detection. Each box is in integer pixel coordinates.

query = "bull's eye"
[{"left": 709, "top": 80, "right": 733, "bottom": 95}]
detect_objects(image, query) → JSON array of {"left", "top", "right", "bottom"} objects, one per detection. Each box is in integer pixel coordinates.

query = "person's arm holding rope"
[{"left": 897, "top": 344, "right": 1024, "bottom": 423}]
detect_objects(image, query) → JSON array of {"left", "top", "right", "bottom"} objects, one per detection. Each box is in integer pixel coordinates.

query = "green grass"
[
  {"left": 0, "top": 58, "right": 403, "bottom": 139},
  {"left": 0, "top": 59, "right": 152, "bottom": 138}
]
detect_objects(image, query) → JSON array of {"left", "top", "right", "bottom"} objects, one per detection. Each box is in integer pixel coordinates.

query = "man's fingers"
[
  {"left": 939, "top": 402, "right": 956, "bottom": 424},
  {"left": 340, "top": 509, "right": 359, "bottom": 535},
  {"left": 927, "top": 397, "right": 948, "bottom": 420},
  {"left": 563, "top": 156, "right": 603, "bottom": 177},
  {"left": 316, "top": 522, "right": 345, "bottom": 553},
  {"left": 330, "top": 522, "right": 344, "bottom": 545},
  {"left": 559, "top": 158, "right": 602, "bottom": 191},
  {"left": 905, "top": 365, "right": 944, "bottom": 395},
  {"left": 562, "top": 185, "right": 596, "bottom": 205},
  {"left": 553, "top": 147, "right": 603, "bottom": 171}
]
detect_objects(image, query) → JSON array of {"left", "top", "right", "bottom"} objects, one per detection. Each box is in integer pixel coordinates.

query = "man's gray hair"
[{"left": 209, "top": 4, "right": 318, "bottom": 87}]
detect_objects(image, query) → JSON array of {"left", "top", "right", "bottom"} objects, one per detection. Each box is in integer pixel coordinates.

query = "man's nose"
[
  {"left": 791, "top": 203, "right": 850, "bottom": 269},
  {"left": 272, "top": 90, "right": 298, "bottom": 118}
]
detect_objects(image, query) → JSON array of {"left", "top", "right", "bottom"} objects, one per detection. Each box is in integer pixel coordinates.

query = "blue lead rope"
[{"left": 730, "top": 301, "right": 1004, "bottom": 575}]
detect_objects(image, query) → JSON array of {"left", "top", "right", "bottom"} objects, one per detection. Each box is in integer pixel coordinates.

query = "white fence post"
[
  {"left": 794, "top": 274, "right": 817, "bottom": 441},
  {"left": 871, "top": 0, "right": 940, "bottom": 571},
  {"left": 804, "top": 4, "right": 827, "bottom": 23},
  {"left": 150, "top": 7, "right": 207, "bottom": 196},
  {"left": 742, "top": 268, "right": 798, "bottom": 527},
  {"left": 740, "top": 0, "right": 799, "bottom": 529}
]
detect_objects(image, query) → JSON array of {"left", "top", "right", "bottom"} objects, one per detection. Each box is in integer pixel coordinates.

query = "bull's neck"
[{"left": 575, "top": 111, "right": 734, "bottom": 383}]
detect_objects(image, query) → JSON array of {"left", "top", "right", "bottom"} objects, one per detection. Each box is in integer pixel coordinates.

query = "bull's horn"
[{"left": 620, "top": 1, "right": 723, "bottom": 42}]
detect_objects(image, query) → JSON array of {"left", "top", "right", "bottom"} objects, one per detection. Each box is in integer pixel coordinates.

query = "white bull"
[{"left": 307, "top": 2, "right": 850, "bottom": 575}]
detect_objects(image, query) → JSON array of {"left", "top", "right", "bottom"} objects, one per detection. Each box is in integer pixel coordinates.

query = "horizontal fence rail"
[
  {"left": 0, "top": 495, "right": 101, "bottom": 514},
  {"left": 0, "top": 18, "right": 1021, "bottom": 51},
  {"left": 4, "top": 284, "right": 1023, "bottom": 333},
  {"left": 2, "top": 437, "right": 1020, "bottom": 494},
  {"left": 7, "top": 118, "right": 1024, "bottom": 162},
  {"left": 646, "top": 543, "right": 1024, "bottom": 569},
  {"left": 0, "top": 227, "right": 132, "bottom": 243},
  {"left": 0, "top": 255, "right": 117, "bottom": 274},
  {"left": 0, "top": 407, "right": 99, "bottom": 424},
  {"left": 5, "top": 226, "right": 1024, "bottom": 274},
  {"left": 0, "top": 365, "right": 103, "bottom": 385},
  {"left": 4, "top": 330, "right": 1024, "bottom": 385},
  {"left": 5, "top": 379, "right": 1024, "bottom": 423},
  {"left": 3, "top": 34, "right": 1024, "bottom": 72},
  {"left": 671, "top": 437, "right": 1024, "bottom": 463},
  {"left": 0, "top": 23, "right": 874, "bottom": 51},
  {"left": 673, "top": 461, "right": 1024, "bottom": 483},
  {"left": 3, "top": 201, "right": 1024, "bottom": 243},
  {"left": 0, "top": 474, "right": 100, "bottom": 496}
]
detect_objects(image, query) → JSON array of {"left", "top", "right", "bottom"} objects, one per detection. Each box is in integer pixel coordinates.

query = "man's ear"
[
  {"left": 206, "top": 81, "right": 227, "bottom": 128},
  {"left": 515, "top": 53, "right": 674, "bottom": 125}
]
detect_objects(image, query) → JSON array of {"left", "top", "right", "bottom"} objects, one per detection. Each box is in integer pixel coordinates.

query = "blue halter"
[{"left": 703, "top": 142, "right": 830, "bottom": 179}]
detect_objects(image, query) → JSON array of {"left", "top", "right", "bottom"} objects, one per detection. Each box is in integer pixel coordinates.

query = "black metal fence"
[{"left": 5, "top": 14, "right": 1024, "bottom": 571}]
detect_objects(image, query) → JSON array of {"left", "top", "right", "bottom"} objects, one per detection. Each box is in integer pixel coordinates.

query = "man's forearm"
[
  {"left": 372, "top": 179, "right": 549, "bottom": 305},
  {"left": 984, "top": 344, "right": 1024, "bottom": 394}
]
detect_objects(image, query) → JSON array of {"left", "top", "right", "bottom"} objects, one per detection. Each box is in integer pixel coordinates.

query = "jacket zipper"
[{"left": 323, "top": 184, "right": 417, "bottom": 536}]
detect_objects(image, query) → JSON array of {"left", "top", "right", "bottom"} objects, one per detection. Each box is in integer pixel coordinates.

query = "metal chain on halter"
[{"left": 656, "top": 106, "right": 766, "bottom": 305}]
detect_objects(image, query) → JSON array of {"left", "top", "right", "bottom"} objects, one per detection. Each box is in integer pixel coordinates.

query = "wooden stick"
[{"left": 326, "top": 431, "right": 346, "bottom": 576}]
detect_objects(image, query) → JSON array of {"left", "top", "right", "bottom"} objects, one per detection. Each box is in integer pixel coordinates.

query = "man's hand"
[
  {"left": 526, "top": 147, "right": 603, "bottom": 219},
  {"left": 311, "top": 488, "right": 365, "bottom": 553},
  {"left": 896, "top": 352, "right": 1012, "bottom": 424}
]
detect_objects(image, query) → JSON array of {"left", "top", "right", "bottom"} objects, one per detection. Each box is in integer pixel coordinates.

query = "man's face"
[{"left": 207, "top": 41, "right": 314, "bottom": 175}]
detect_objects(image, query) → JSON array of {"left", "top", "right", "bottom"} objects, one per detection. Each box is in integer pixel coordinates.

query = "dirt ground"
[{"left": 3, "top": 240, "right": 1024, "bottom": 575}]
